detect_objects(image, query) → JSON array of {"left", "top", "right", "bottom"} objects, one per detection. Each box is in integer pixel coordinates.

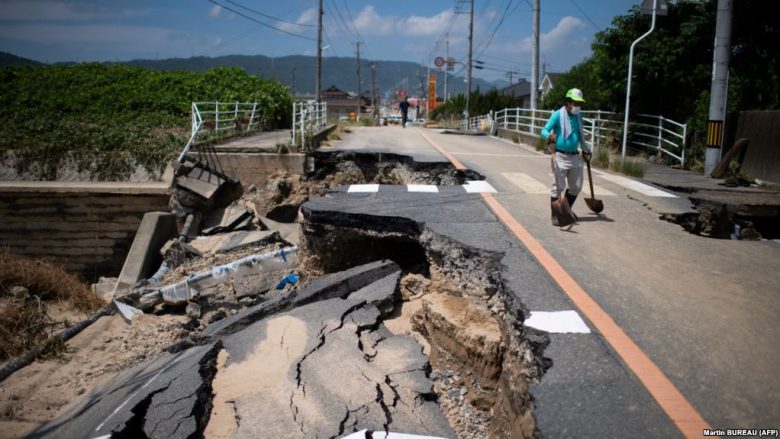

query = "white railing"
[
  {"left": 177, "top": 101, "right": 262, "bottom": 162},
  {"left": 460, "top": 114, "right": 493, "bottom": 131},
  {"left": 491, "top": 107, "right": 687, "bottom": 165},
  {"left": 632, "top": 114, "right": 687, "bottom": 164},
  {"left": 292, "top": 101, "right": 328, "bottom": 147}
]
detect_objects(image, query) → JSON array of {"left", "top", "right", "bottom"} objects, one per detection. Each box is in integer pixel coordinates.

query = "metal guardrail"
[
  {"left": 292, "top": 101, "right": 327, "bottom": 148},
  {"left": 460, "top": 114, "right": 492, "bottom": 131},
  {"left": 177, "top": 101, "right": 262, "bottom": 163},
  {"left": 490, "top": 107, "right": 687, "bottom": 165}
]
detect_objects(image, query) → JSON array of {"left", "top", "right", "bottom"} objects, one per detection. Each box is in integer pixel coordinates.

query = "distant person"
[
  {"left": 399, "top": 97, "right": 410, "bottom": 128},
  {"left": 541, "top": 88, "right": 592, "bottom": 225}
]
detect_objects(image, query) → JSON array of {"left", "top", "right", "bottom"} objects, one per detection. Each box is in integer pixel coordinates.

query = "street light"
[{"left": 621, "top": 0, "right": 667, "bottom": 163}]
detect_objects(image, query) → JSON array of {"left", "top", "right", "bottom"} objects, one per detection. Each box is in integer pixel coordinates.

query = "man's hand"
[
  {"left": 548, "top": 133, "right": 557, "bottom": 144},
  {"left": 582, "top": 150, "right": 592, "bottom": 161}
]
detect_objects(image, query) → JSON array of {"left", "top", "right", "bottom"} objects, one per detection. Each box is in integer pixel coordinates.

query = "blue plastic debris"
[{"left": 276, "top": 273, "right": 299, "bottom": 289}]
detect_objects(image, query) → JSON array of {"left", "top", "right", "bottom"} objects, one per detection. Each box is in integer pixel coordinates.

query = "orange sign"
[{"left": 428, "top": 74, "right": 436, "bottom": 111}]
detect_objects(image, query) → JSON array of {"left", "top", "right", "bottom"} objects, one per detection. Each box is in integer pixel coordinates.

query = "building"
[
  {"left": 500, "top": 80, "right": 532, "bottom": 107},
  {"left": 320, "top": 85, "right": 369, "bottom": 119},
  {"left": 539, "top": 73, "right": 562, "bottom": 98}
]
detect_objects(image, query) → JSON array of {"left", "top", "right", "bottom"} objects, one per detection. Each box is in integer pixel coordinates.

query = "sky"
[{"left": 0, "top": 0, "right": 639, "bottom": 82}]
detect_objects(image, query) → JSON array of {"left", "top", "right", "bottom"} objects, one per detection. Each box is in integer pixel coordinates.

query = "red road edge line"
[{"left": 418, "top": 128, "right": 710, "bottom": 438}]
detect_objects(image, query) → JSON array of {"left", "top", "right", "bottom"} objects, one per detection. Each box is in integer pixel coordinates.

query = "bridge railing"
[
  {"left": 177, "top": 102, "right": 262, "bottom": 163},
  {"left": 460, "top": 114, "right": 493, "bottom": 131},
  {"left": 490, "top": 107, "right": 687, "bottom": 165},
  {"left": 292, "top": 101, "right": 327, "bottom": 148}
]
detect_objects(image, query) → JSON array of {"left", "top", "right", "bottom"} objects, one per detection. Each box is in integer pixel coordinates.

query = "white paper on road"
[
  {"left": 407, "top": 184, "right": 439, "bottom": 193},
  {"left": 525, "top": 310, "right": 591, "bottom": 334},
  {"left": 463, "top": 180, "right": 497, "bottom": 193},
  {"left": 348, "top": 184, "right": 380, "bottom": 193},
  {"left": 339, "top": 430, "right": 450, "bottom": 439}
]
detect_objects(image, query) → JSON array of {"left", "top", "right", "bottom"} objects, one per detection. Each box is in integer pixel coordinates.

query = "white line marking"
[
  {"left": 347, "top": 184, "right": 380, "bottom": 193},
  {"left": 463, "top": 180, "right": 497, "bottom": 193},
  {"left": 407, "top": 184, "right": 439, "bottom": 193},
  {"left": 502, "top": 172, "right": 550, "bottom": 194},
  {"left": 596, "top": 173, "right": 678, "bottom": 197},
  {"left": 95, "top": 355, "right": 183, "bottom": 432},
  {"left": 525, "top": 310, "right": 591, "bottom": 333}
]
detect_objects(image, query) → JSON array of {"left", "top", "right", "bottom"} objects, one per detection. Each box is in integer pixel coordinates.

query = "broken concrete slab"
[
  {"left": 293, "top": 259, "right": 401, "bottom": 307},
  {"left": 190, "top": 230, "right": 280, "bottom": 255},
  {"left": 202, "top": 205, "right": 253, "bottom": 235},
  {"left": 260, "top": 215, "right": 301, "bottom": 245},
  {"left": 29, "top": 341, "right": 220, "bottom": 439},
  {"left": 201, "top": 259, "right": 399, "bottom": 337},
  {"left": 113, "top": 212, "right": 177, "bottom": 296},
  {"left": 175, "top": 167, "right": 222, "bottom": 200}
]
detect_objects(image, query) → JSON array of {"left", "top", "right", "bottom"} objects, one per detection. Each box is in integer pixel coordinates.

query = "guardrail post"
[
  {"left": 658, "top": 115, "right": 663, "bottom": 153},
  {"left": 515, "top": 108, "right": 520, "bottom": 131},
  {"left": 292, "top": 102, "right": 297, "bottom": 146},
  {"left": 215, "top": 102, "right": 220, "bottom": 131},
  {"left": 681, "top": 122, "right": 687, "bottom": 166}
]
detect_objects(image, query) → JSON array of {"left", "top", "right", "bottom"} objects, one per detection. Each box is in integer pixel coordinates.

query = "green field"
[{"left": 0, "top": 63, "right": 292, "bottom": 180}]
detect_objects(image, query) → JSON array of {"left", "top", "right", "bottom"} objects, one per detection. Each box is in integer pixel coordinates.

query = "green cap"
[{"left": 565, "top": 88, "right": 586, "bottom": 103}]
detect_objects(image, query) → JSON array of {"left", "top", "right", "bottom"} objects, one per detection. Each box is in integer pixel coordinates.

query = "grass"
[
  {"left": 0, "top": 248, "right": 102, "bottom": 361},
  {"left": 589, "top": 147, "right": 645, "bottom": 177},
  {"left": 609, "top": 156, "right": 646, "bottom": 178}
]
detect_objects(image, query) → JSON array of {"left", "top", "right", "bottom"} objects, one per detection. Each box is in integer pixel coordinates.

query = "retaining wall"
[
  {"left": 735, "top": 110, "right": 780, "bottom": 184},
  {"left": 0, "top": 182, "right": 170, "bottom": 279},
  {"left": 218, "top": 153, "right": 307, "bottom": 188}
]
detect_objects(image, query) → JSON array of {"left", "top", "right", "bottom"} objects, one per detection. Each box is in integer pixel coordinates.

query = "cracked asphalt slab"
[
  {"left": 30, "top": 261, "right": 453, "bottom": 439},
  {"left": 29, "top": 341, "right": 220, "bottom": 439}
]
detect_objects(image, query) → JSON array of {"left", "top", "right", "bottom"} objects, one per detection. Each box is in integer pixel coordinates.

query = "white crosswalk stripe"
[
  {"left": 502, "top": 172, "right": 549, "bottom": 194},
  {"left": 594, "top": 171, "right": 677, "bottom": 197},
  {"left": 347, "top": 184, "right": 379, "bottom": 193}
]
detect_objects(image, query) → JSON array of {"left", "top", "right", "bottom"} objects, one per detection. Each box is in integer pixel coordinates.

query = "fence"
[
  {"left": 292, "top": 101, "right": 328, "bottom": 148},
  {"left": 177, "top": 102, "right": 263, "bottom": 163},
  {"left": 460, "top": 114, "right": 493, "bottom": 131},
  {"left": 491, "top": 107, "right": 687, "bottom": 165}
]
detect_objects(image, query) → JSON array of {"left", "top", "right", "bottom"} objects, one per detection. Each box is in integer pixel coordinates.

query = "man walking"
[
  {"left": 541, "top": 88, "right": 592, "bottom": 226},
  {"left": 399, "top": 96, "right": 410, "bottom": 128}
]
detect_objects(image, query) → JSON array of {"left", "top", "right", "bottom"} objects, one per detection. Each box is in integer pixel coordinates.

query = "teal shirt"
[{"left": 541, "top": 110, "right": 582, "bottom": 152}]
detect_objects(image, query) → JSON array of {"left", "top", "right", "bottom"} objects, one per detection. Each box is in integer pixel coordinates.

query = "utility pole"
[
  {"left": 704, "top": 0, "right": 733, "bottom": 175},
  {"left": 444, "top": 36, "right": 449, "bottom": 103},
  {"left": 356, "top": 42, "right": 361, "bottom": 121},
  {"left": 531, "top": 0, "right": 540, "bottom": 117},
  {"left": 466, "top": 0, "right": 474, "bottom": 120},
  {"left": 316, "top": 0, "right": 323, "bottom": 101},
  {"left": 291, "top": 67, "right": 296, "bottom": 97},
  {"left": 371, "top": 62, "right": 378, "bottom": 125}
]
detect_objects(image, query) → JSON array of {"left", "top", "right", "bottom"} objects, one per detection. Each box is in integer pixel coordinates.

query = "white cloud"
[
  {"left": 0, "top": 1, "right": 147, "bottom": 21},
  {"left": 209, "top": 5, "right": 222, "bottom": 18},
  {"left": 353, "top": 6, "right": 395, "bottom": 36},
  {"left": 500, "top": 16, "right": 586, "bottom": 54},
  {"left": 278, "top": 7, "right": 317, "bottom": 32},
  {"left": 402, "top": 9, "right": 455, "bottom": 37}
]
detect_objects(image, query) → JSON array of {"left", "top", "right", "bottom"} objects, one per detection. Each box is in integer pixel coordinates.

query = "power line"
[
  {"left": 207, "top": 0, "right": 316, "bottom": 41},
  {"left": 220, "top": 0, "right": 316, "bottom": 27},
  {"left": 569, "top": 0, "right": 601, "bottom": 30},
  {"left": 339, "top": 0, "right": 373, "bottom": 59}
]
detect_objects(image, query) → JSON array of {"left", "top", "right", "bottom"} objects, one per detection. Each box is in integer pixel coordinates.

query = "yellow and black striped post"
[{"left": 706, "top": 120, "right": 724, "bottom": 149}]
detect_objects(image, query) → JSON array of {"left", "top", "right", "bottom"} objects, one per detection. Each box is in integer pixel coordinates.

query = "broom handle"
[{"left": 586, "top": 156, "right": 596, "bottom": 199}]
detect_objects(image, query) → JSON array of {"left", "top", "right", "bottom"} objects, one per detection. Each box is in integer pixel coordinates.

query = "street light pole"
[
  {"left": 465, "top": 0, "right": 474, "bottom": 121},
  {"left": 316, "top": 0, "right": 323, "bottom": 102},
  {"left": 621, "top": 0, "right": 659, "bottom": 163}
]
